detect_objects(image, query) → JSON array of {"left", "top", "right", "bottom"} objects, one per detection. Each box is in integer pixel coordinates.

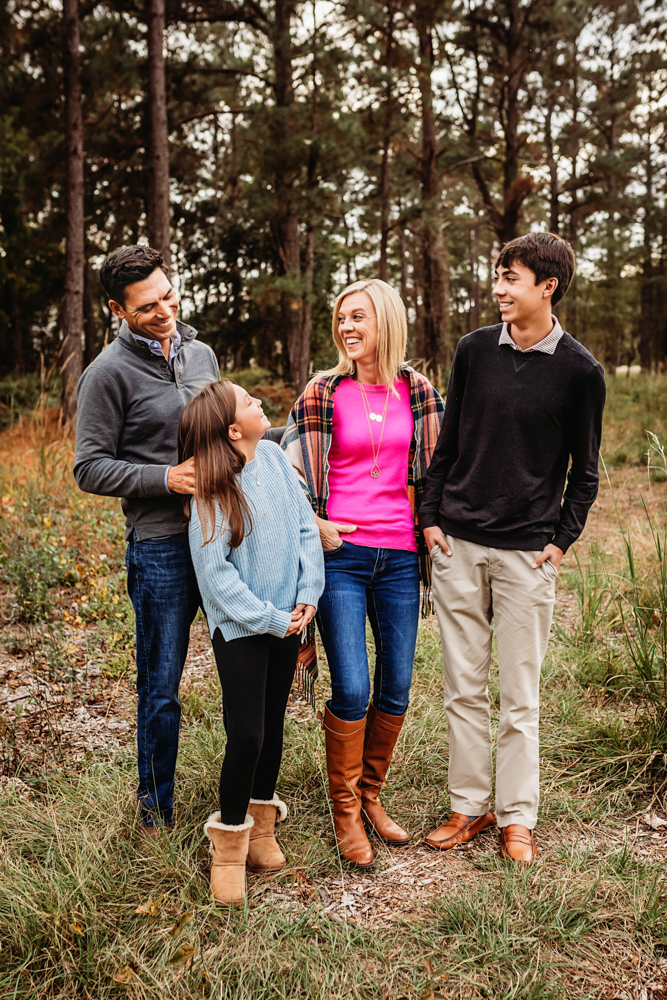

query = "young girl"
[{"left": 178, "top": 380, "right": 324, "bottom": 906}]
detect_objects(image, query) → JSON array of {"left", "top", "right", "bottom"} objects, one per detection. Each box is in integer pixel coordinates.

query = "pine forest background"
[{"left": 1, "top": 0, "right": 667, "bottom": 417}]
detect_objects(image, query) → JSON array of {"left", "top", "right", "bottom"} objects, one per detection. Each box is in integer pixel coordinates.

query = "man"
[
  {"left": 419, "top": 232, "right": 606, "bottom": 863},
  {"left": 74, "top": 245, "right": 219, "bottom": 835}
]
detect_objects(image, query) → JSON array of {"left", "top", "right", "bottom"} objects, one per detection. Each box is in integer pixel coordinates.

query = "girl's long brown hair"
[{"left": 178, "top": 380, "right": 253, "bottom": 548}]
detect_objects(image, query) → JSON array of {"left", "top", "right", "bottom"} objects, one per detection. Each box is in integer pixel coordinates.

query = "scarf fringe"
[
  {"left": 421, "top": 584, "right": 435, "bottom": 618},
  {"left": 292, "top": 619, "right": 318, "bottom": 711}
]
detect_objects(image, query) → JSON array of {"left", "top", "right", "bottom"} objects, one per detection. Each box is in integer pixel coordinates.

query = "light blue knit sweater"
[{"left": 189, "top": 441, "right": 325, "bottom": 641}]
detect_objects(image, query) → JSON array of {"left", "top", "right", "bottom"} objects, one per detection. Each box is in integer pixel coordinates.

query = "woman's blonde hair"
[{"left": 319, "top": 279, "right": 408, "bottom": 388}]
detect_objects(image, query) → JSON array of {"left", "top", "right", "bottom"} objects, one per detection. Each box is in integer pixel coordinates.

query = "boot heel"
[{"left": 323, "top": 707, "right": 374, "bottom": 868}]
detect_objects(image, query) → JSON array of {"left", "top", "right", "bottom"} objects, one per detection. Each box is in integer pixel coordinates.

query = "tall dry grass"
[{"left": 0, "top": 377, "right": 665, "bottom": 998}]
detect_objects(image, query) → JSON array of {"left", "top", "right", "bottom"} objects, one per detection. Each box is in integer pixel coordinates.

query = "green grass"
[
  {"left": 603, "top": 373, "right": 667, "bottom": 470},
  {"left": 0, "top": 403, "right": 666, "bottom": 998},
  {"left": 0, "top": 621, "right": 665, "bottom": 998}
]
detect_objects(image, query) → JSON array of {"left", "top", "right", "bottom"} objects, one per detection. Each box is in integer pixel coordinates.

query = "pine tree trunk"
[
  {"left": 147, "top": 0, "right": 170, "bottom": 264},
  {"left": 468, "top": 218, "right": 480, "bottom": 332},
  {"left": 545, "top": 103, "right": 559, "bottom": 234},
  {"left": 417, "top": 18, "right": 448, "bottom": 377},
  {"left": 83, "top": 262, "right": 99, "bottom": 365},
  {"left": 61, "top": 0, "right": 85, "bottom": 430},
  {"left": 638, "top": 136, "right": 655, "bottom": 370},
  {"left": 378, "top": 6, "right": 395, "bottom": 283},
  {"left": 379, "top": 89, "right": 392, "bottom": 283},
  {"left": 272, "top": 0, "right": 308, "bottom": 392}
]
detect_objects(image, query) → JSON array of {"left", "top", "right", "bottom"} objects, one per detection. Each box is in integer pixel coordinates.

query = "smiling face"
[
  {"left": 337, "top": 291, "right": 379, "bottom": 369},
  {"left": 493, "top": 260, "right": 558, "bottom": 326},
  {"left": 109, "top": 267, "right": 179, "bottom": 342},
  {"left": 228, "top": 384, "right": 271, "bottom": 449}
]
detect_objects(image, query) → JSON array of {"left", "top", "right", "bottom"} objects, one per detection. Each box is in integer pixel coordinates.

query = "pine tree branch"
[
  {"left": 169, "top": 0, "right": 270, "bottom": 34},
  {"left": 188, "top": 65, "right": 273, "bottom": 86},
  {"left": 471, "top": 159, "right": 504, "bottom": 236}
]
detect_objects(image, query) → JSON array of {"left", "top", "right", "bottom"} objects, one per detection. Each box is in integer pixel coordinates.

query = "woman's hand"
[
  {"left": 315, "top": 514, "right": 357, "bottom": 551},
  {"left": 285, "top": 603, "right": 317, "bottom": 636}
]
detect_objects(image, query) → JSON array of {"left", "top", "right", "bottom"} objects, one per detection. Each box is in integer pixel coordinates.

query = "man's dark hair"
[
  {"left": 100, "top": 245, "right": 168, "bottom": 304},
  {"left": 495, "top": 232, "right": 575, "bottom": 305}
]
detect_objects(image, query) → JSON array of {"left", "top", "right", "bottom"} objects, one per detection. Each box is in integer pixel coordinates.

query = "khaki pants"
[{"left": 430, "top": 536, "right": 556, "bottom": 828}]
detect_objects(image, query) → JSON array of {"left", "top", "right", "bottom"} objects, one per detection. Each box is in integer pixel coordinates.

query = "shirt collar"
[
  {"left": 132, "top": 329, "right": 182, "bottom": 364},
  {"left": 499, "top": 316, "right": 564, "bottom": 354}
]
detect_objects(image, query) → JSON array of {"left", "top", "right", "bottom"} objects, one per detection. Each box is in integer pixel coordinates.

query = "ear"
[
  {"left": 543, "top": 277, "right": 558, "bottom": 299},
  {"left": 228, "top": 423, "right": 242, "bottom": 442},
  {"left": 108, "top": 299, "right": 125, "bottom": 319}
]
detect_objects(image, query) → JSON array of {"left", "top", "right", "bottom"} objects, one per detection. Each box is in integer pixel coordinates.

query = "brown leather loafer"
[
  {"left": 425, "top": 811, "right": 496, "bottom": 850},
  {"left": 499, "top": 824, "right": 537, "bottom": 863}
]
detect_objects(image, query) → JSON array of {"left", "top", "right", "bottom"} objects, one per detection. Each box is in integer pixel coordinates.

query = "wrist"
[{"left": 552, "top": 534, "right": 570, "bottom": 555}]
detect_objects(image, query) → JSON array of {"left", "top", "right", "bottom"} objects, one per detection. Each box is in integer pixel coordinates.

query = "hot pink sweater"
[{"left": 326, "top": 376, "right": 417, "bottom": 552}]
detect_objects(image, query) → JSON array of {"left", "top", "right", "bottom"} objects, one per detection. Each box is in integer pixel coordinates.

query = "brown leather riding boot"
[
  {"left": 359, "top": 703, "right": 410, "bottom": 846},
  {"left": 323, "top": 706, "right": 374, "bottom": 868}
]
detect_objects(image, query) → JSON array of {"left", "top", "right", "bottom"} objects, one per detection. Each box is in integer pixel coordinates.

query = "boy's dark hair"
[
  {"left": 100, "top": 245, "right": 168, "bottom": 304},
  {"left": 495, "top": 232, "right": 575, "bottom": 305}
]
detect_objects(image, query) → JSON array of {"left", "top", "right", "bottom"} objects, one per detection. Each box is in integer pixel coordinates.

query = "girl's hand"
[{"left": 285, "top": 603, "right": 317, "bottom": 636}]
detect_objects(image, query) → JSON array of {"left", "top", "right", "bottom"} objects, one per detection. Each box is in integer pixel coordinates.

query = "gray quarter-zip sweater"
[{"left": 73, "top": 319, "right": 219, "bottom": 540}]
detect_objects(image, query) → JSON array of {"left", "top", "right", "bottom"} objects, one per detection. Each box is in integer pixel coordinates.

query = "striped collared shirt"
[
  {"left": 499, "top": 317, "right": 564, "bottom": 354},
  {"left": 133, "top": 329, "right": 182, "bottom": 367}
]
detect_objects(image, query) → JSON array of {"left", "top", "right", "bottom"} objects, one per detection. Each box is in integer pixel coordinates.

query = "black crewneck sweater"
[{"left": 419, "top": 325, "right": 606, "bottom": 553}]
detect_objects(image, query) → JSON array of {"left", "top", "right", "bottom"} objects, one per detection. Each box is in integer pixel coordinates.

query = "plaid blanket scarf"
[{"left": 281, "top": 366, "right": 444, "bottom": 704}]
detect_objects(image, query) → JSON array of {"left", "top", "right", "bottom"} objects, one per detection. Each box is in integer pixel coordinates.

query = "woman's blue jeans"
[
  {"left": 316, "top": 542, "right": 420, "bottom": 722},
  {"left": 126, "top": 531, "right": 201, "bottom": 827}
]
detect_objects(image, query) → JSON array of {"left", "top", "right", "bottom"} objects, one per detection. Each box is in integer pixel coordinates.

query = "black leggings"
[{"left": 212, "top": 628, "right": 300, "bottom": 825}]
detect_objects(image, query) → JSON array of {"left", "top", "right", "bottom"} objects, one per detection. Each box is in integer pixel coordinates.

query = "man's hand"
[
  {"left": 167, "top": 458, "right": 195, "bottom": 495},
  {"left": 532, "top": 543, "right": 563, "bottom": 571},
  {"left": 285, "top": 603, "right": 317, "bottom": 636},
  {"left": 423, "top": 525, "right": 452, "bottom": 556},
  {"left": 315, "top": 515, "right": 357, "bottom": 552}
]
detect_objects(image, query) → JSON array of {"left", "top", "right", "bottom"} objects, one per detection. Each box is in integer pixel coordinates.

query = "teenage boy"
[
  {"left": 419, "top": 232, "right": 605, "bottom": 863},
  {"left": 74, "top": 245, "right": 219, "bottom": 836}
]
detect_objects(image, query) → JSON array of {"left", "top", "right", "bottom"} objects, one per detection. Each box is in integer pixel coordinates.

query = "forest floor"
[{"left": 0, "top": 377, "right": 666, "bottom": 999}]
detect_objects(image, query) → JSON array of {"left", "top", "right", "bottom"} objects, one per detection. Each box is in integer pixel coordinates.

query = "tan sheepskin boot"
[
  {"left": 247, "top": 795, "right": 288, "bottom": 874},
  {"left": 203, "top": 812, "right": 253, "bottom": 906}
]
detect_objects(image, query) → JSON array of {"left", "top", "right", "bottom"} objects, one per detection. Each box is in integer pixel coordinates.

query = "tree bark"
[
  {"left": 544, "top": 100, "right": 559, "bottom": 234},
  {"left": 378, "top": 4, "right": 396, "bottom": 282},
  {"left": 61, "top": 0, "right": 85, "bottom": 430},
  {"left": 147, "top": 0, "right": 171, "bottom": 264},
  {"left": 416, "top": 14, "right": 448, "bottom": 377},
  {"left": 83, "top": 262, "right": 99, "bottom": 366},
  {"left": 466, "top": 3, "right": 537, "bottom": 245},
  {"left": 638, "top": 119, "right": 656, "bottom": 370},
  {"left": 468, "top": 217, "right": 480, "bottom": 332},
  {"left": 398, "top": 201, "right": 408, "bottom": 304},
  {"left": 272, "top": 0, "right": 309, "bottom": 391},
  {"left": 565, "top": 57, "right": 581, "bottom": 338}
]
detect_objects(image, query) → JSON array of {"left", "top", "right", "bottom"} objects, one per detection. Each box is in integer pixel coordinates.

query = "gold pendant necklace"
[{"left": 360, "top": 383, "right": 390, "bottom": 478}]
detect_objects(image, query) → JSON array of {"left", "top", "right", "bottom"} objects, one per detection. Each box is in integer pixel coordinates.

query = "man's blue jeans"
[
  {"left": 126, "top": 532, "right": 201, "bottom": 827},
  {"left": 316, "top": 542, "right": 420, "bottom": 722}
]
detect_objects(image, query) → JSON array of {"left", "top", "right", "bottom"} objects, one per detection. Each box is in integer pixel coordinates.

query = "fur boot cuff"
[
  {"left": 204, "top": 811, "right": 254, "bottom": 836},
  {"left": 249, "top": 794, "right": 288, "bottom": 823}
]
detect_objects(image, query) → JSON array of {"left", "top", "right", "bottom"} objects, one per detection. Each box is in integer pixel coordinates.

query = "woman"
[
  {"left": 282, "top": 279, "right": 444, "bottom": 867},
  {"left": 179, "top": 380, "right": 324, "bottom": 906}
]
